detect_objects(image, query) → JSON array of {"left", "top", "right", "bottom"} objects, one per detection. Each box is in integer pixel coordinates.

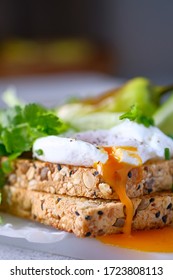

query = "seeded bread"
[
  {"left": 1, "top": 186, "right": 173, "bottom": 237},
  {"left": 6, "top": 158, "right": 173, "bottom": 199}
]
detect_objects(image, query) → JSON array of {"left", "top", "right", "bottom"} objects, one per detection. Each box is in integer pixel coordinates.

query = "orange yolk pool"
[
  {"left": 95, "top": 147, "right": 173, "bottom": 253},
  {"left": 97, "top": 227, "right": 173, "bottom": 253}
]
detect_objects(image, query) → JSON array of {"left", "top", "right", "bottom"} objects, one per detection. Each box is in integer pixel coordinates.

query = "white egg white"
[
  {"left": 33, "top": 136, "right": 108, "bottom": 167},
  {"left": 33, "top": 120, "right": 173, "bottom": 167}
]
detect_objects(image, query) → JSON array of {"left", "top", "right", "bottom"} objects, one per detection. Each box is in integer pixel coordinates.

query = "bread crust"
[{"left": 1, "top": 186, "right": 173, "bottom": 237}]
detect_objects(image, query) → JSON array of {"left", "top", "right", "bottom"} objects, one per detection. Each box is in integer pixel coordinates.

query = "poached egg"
[
  {"left": 33, "top": 119, "right": 173, "bottom": 167},
  {"left": 33, "top": 120, "right": 173, "bottom": 234}
]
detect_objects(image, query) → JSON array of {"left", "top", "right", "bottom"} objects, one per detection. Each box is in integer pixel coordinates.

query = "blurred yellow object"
[
  {"left": 45, "top": 39, "right": 96, "bottom": 66},
  {"left": 0, "top": 40, "right": 40, "bottom": 65},
  {"left": 0, "top": 38, "right": 113, "bottom": 77}
]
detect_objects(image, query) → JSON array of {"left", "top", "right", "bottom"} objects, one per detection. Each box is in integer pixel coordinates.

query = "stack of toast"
[{"left": 1, "top": 157, "right": 173, "bottom": 237}]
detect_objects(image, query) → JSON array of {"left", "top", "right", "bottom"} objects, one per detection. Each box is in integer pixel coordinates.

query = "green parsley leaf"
[
  {"left": 0, "top": 168, "right": 6, "bottom": 188},
  {"left": 164, "top": 147, "right": 170, "bottom": 160},
  {"left": 0, "top": 102, "right": 70, "bottom": 187},
  {"left": 1, "top": 159, "right": 13, "bottom": 174},
  {"left": 1, "top": 124, "right": 34, "bottom": 154},
  {"left": 35, "top": 149, "right": 44, "bottom": 156},
  {"left": 119, "top": 104, "right": 154, "bottom": 127},
  {"left": 0, "top": 143, "right": 8, "bottom": 156},
  {"left": 168, "top": 134, "right": 173, "bottom": 139}
]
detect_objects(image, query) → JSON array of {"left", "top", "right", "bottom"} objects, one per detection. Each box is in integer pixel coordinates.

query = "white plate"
[
  {"left": 0, "top": 73, "right": 172, "bottom": 260},
  {"left": 0, "top": 213, "right": 172, "bottom": 260}
]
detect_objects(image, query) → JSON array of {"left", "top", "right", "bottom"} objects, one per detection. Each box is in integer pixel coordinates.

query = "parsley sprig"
[
  {"left": 0, "top": 103, "right": 69, "bottom": 187},
  {"left": 119, "top": 104, "right": 154, "bottom": 127},
  {"left": 164, "top": 148, "right": 170, "bottom": 160}
]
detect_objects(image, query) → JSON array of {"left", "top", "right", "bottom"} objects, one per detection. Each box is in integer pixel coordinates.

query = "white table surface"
[
  {"left": 0, "top": 72, "right": 122, "bottom": 260},
  {"left": 0, "top": 243, "right": 75, "bottom": 260}
]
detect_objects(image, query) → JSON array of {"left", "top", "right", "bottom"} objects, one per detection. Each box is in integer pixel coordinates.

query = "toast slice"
[
  {"left": 1, "top": 185, "right": 173, "bottom": 237},
  {"left": 6, "top": 158, "right": 173, "bottom": 199}
]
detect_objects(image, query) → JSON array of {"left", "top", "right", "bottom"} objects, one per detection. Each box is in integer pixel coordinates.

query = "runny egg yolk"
[
  {"left": 97, "top": 227, "right": 173, "bottom": 253},
  {"left": 95, "top": 146, "right": 173, "bottom": 253},
  {"left": 95, "top": 146, "right": 142, "bottom": 234}
]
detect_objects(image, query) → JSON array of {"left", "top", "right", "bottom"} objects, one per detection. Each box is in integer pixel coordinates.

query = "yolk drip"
[
  {"left": 95, "top": 146, "right": 142, "bottom": 234},
  {"left": 95, "top": 146, "right": 173, "bottom": 253},
  {"left": 97, "top": 227, "right": 173, "bottom": 253}
]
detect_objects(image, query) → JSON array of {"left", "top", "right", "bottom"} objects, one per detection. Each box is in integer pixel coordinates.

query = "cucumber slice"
[
  {"left": 69, "top": 112, "right": 123, "bottom": 131},
  {"left": 153, "top": 93, "right": 173, "bottom": 135}
]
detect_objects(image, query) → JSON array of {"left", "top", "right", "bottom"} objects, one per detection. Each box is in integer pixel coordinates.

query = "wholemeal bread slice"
[
  {"left": 6, "top": 158, "right": 173, "bottom": 199},
  {"left": 1, "top": 185, "right": 173, "bottom": 237}
]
